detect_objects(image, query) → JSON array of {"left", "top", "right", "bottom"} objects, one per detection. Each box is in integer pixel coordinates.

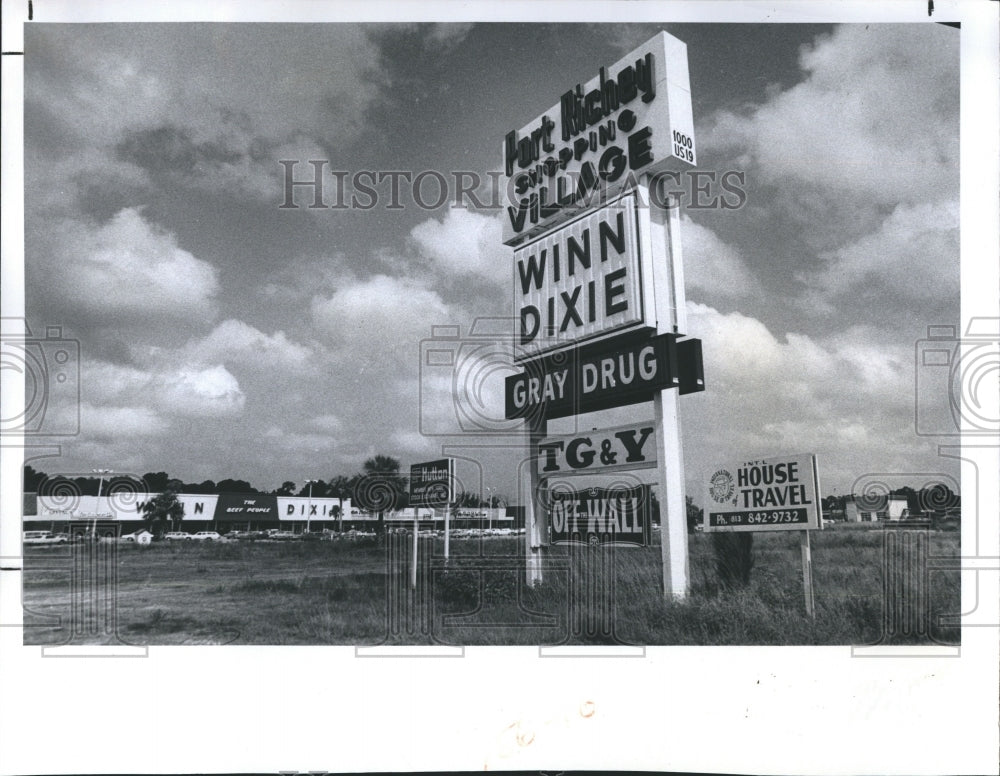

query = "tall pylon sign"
[{"left": 501, "top": 31, "right": 704, "bottom": 599}]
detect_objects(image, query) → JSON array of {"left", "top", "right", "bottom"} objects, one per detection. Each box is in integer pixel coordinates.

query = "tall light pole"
[
  {"left": 486, "top": 486, "right": 495, "bottom": 532},
  {"left": 304, "top": 478, "right": 319, "bottom": 534},
  {"left": 92, "top": 468, "right": 113, "bottom": 538}
]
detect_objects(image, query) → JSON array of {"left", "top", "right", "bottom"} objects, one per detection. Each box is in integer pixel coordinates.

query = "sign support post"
[
  {"left": 525, "top": 413, "right": 548, "bottom": 586},
  {"left": 800, "top": 530, "right": 815, "bottom": 617},
  {"left": 408, "top": 458, "right": 455, "bottom": 589},
  {"left": 643, "top": 178, "right": 690, "bottom": 599},
  {"left": 444, "top": 505, "right": 450, "bottom": 563},
  {"left": 411, "top": 515, "right": 419, "bottom": 590}
]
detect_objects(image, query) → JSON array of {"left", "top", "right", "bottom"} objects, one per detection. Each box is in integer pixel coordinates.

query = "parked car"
[
  {"left": 164, "top": 531, "right": 191, "bottom": 541},
  {"left": 23, "top": 530, "right": 69, "bottom": 545},
  {"left": 190, "top": 531, "right": 222, "bottom": 541},
  {"left": 121, "top": 530, "right": 154, "bottom": 545},
  {"left": 267, "top": 530, "right": 298, "bottom": 540}
]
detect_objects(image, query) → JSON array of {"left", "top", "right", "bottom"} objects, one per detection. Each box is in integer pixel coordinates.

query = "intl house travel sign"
[
  {"left": 501, "top": 31, "right": 696, "bottom": 245},
  {"left": 703, "top": 453, "right": 823, "bottom": 532}
]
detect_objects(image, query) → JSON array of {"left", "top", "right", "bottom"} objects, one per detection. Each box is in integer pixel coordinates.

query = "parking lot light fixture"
[
  {"left": 92, "top": 468, "right": 113, "bottom": 537},
  {"left": 304, "top": 478, "right": 320, "bottom": 533}
]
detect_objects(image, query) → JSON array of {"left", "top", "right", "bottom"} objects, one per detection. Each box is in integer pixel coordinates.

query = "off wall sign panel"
[
  {"left": 548, "top": 484, "right": 652, "bottom": 546},
  {"left": 502, "top": 31, "right": 696, "bottom": 245},
  {"left": 703, "top": 453, "right": 822, "bottom": 532},
  {"left": 514, "top": 194, "right": 649, "bottom": 360}
]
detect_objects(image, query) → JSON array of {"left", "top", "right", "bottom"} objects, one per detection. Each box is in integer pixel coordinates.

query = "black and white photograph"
[{"left": 1, "top": 1, "right": 997, "bottom": 774}]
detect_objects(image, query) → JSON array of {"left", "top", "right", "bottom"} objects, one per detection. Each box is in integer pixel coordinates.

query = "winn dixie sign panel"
[
  {"left": 548, "top": 484, "right": 652, "bottom": 546},
  {"left": 703, "top": 454, "right": 822, "bottom": 532},
  {"left": 502, "top": 31, "right": 695, "bottom": 245},
  {"left": 514, "top": 195, "right": 647, "bottom": 357}
]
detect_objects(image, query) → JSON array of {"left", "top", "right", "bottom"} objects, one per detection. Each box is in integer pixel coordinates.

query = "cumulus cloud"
[
  {"left": 80, "top": 403, "right": 169, "bottom": 439},
  {"left": 409, "top": 209, "right": 508, "bottom": 285},
  {"left": 25, "top": 25, "right": 386, "bottom": 201},
  {"left": 156, "top": 365, "right": 246, "bottom": 418},
  {"left": 34, "top": 208, "right": 219, "bottom": 325},
  {"left": 312, "top": 274, "right": 452, "bottom": 371},
  {"left": 701, "top": 25, "right": 959, "bottom": 207},
  {"left": 175, "top": 319, "right": 312, "bottom": 369},
  {"left": 801, "top": 199, "right": 959, "bottom": 314},
  {"left": 84, "top": 359, "right": 245, "bottom": 420},
  {"left": 681, "top": 301, "right": 925, "bottom": 492},
  {"left": 680, "top": 216, "right": 763, "bottom": 304}
]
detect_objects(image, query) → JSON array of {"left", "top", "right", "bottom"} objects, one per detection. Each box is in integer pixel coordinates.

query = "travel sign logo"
[{"left": 501, "top": 31, "right": 696, "bottom": 245}]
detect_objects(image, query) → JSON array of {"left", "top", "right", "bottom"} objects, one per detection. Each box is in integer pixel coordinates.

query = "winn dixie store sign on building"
[
  {"left": 501, "top": 31, "right": 695, "bottom": 245},
  {"left": 704, "top": 454, "right": 822, "bottom": 531}
]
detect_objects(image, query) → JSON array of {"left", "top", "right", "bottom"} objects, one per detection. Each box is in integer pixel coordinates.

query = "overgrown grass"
[{"left": 22, "top": 528, "right": 960, "bottom": 646}]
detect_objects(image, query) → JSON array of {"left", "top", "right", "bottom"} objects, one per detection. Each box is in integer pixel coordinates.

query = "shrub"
[{"left": 711, "top": 532, "right": 755, "bottom": 588}]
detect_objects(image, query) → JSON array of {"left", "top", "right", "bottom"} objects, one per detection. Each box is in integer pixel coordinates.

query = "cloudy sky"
[{"left": 22, "top": 20, "right": 961, "bottom": 501}]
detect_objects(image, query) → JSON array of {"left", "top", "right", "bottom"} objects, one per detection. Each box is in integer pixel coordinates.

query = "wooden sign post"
[{"left": 800, "top": 529, "right": 815, "bottom": 617}]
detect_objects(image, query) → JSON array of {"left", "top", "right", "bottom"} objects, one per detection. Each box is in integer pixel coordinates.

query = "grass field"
[{"left": 22, "top": 526, "right": 960, "bottom": 646}]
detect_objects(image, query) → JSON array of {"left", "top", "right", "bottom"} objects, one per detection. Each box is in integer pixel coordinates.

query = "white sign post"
[
  {"left": 525, "top": 414, "right": 548, "bottom": 586},
  {"left": 640, "top": 176, "right": 690, "bottom": 599},
  {"left": 444, "top": 505, "right": 450, "bottom": 563}
]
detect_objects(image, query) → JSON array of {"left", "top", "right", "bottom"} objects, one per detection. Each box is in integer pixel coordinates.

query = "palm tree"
[
  {"left": 356, "top": 455, "right": 407, "bottom": 539},
  {"left": 327, "top": 475, "right": 352, "bottom": 532}
]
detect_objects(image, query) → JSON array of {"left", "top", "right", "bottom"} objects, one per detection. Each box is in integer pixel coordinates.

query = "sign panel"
[
  {"left": 279, "top": 497, "right": 350, "bottom": 520},
  {"left": 214, "top": 492, "right": 279, "bottom": 521},
  {"left": 703, "top": 454, "right": 822, "bottom": 532},
  {"left": 505, "top": 332, "right": 704, "bottom": 421},
  {"left": 409, "top": 458, "right": 454, "bottom": 508},
  {"left": 501, "top": 31, "right": 696, "bottom": 245},
  {"left": 548, "top": 484, "right": 652, "bottom": 546},
  {"left": 514, "top": 194, "right": 648, "bottom": 359},
  {"left": 537, "top": 422, "right": 657, "bottom": 477}
]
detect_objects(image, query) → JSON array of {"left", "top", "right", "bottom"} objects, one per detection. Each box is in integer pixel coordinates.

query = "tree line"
[{"left": 25, "top": 455, "right": 506, "bottom": 512}]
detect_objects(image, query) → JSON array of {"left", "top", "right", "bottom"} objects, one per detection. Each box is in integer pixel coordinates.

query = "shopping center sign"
[{"left": 501, "top": 31, "right": 696, "bottom": 245}]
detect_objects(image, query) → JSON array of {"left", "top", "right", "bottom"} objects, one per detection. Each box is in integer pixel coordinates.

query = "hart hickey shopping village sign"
[
  {"left": 501, "top": 30, "right": 704, "bottom": 598},
  {"left": 501, "top": 32, "right": 696, "bottom": 246}
]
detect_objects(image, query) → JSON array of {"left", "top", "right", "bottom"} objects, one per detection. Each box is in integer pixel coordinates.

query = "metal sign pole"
[{"left": 444, "top": 505, "right": 450, "bottom": 563}]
